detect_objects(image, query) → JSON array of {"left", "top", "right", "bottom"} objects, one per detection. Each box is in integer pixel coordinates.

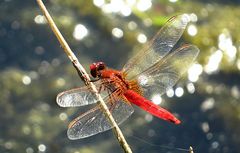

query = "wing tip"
[
  {"left": 67, "top": 134, "right": 80, "bottom": 140},
  {"left": 67, "top": 128, "right": 79, "bottom": 140},
  {"left": 56, "top": 94, "right": 65, "bottom": 107},
  {"left": 179, "top": 44, "right": 200, "bottom": 58},
  {"left": 169, "top": 13, "right": 191, "bottom": 25}
]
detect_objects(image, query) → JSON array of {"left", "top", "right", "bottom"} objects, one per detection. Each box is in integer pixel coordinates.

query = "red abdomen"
[{"left": 123, "top": 90, "right": 181, "bottom": 124}]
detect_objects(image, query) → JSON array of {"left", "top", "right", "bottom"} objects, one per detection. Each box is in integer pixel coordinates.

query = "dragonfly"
[{"left": 56, "top": 14, "right": 199, "bottom": 140}]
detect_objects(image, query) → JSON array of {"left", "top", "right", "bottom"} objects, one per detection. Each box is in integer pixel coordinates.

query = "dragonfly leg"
[
  {"left": 89, "top": 78, "right": 100, "bottom": 82},
  {"left": 109, "top": 88, "right": 123, "bottom": 107},
  {"left": 97, "top": 80, "right": 115, "bottom": 94},
  {"left": 107, "top": 89, "right": 117, "bottom": 106},
  {"left": 121, "top": 95, "right": 132, "bottom": 105},
  {"left": 109, "top": 101, "right": 117, "bottom": 112}
]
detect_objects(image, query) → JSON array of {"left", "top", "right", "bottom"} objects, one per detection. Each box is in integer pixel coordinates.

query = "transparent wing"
[
  {"left": 136, "top": 45, "right": 199, "bottom": 97},
  {"left": 123, "top": 14, "right": 190, "bottom": 80},
  {"left": 56, "top": 80, "right": 115, "bottom": 107},
  {"left": 67, "top": 98, "right": 134, "bottom": 139}
]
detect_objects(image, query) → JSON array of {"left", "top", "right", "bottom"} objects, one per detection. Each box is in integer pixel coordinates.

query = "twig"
[
  {"left": 36, "top": 1, "right": 133, "bottom": 153},
  {"left": 189, "top": 146, "right": 194, "bottom": 153}
]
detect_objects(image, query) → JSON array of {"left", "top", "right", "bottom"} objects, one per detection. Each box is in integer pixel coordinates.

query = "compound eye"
[
  {"left": 90, "top": 63, "right": 97, "bottom": 78},
  {"left": 97, "top": 62, "right": 106, "bottom": 71},
  {"left": 90, "top": 63, "right": 97, "bottom": 71},
  {"left": 90, "top": 69, "right": 97, "bottom": 78}
]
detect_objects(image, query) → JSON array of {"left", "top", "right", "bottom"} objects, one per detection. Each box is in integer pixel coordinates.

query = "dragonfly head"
[{"left": 90, "top": 62, "right": 106, "bottom": 78}]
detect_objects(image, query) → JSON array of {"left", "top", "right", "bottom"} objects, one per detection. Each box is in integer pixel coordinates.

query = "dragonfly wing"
[
  {"left": 136, "top": 45, "right": 199, "bottom": 97},
  {"left": 123, "top": 14, "right": 190, "bottom": 80},
  {"left": 56, "top": 80, "right": 114, "bottom": 107},
  {"left": 67, "top": 99, "right": 134, "bottom": 139}
]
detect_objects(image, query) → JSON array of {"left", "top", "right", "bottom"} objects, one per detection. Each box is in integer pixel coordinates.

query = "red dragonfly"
[{"left": 56, "top": 14, "right": 199, "bottom": 140}]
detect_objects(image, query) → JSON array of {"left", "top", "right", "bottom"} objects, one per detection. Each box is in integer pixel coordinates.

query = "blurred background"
[{"left": 0, "top": 0, "right": 240, "bottom": 153}]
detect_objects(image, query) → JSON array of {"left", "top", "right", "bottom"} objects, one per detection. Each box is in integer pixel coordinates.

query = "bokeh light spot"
[
  {"left": 145, "top": 114, "right": 153, "bottom": 122},
  {"left": 136, "top": 0, "right": 152, "bottom": 12},
  {"left": 201, "top": 98, "right": 215, "bottom": 112},
  {"left": 175, "top": 87, "right": 184, "bottom": 97},
  {"left": 38, "top": 144, "right": 46, "bottom": 152},
  {"left": 204, "top": 50, "right": 223, "bottom": 74},
  {"left": 59, "top": 112, "right": 68, "bottom": 121},
  {"left": 73, "top": 24, "right": 88, "bottom": 40},
  {"left": 93, "top": 0, "right": 105, "bottom": 7},
  {"left": 128, "top": 21, "right": 137, "bottom": 30},
  {"left": 188, "top": 63, "right": 203, "bottom": 82},
  {"left": 112, "top": 27, "right": 123, "bottom": 38},
  {"left": 26, "top": 147, "right": 34, "bottom": 153},
  {"left": 34, "top": 15, "right": 47, "bottom": 24},
  {"left": 187, "top": 82, "right": 195, "bottom": 94},
  {"left": 151, "top": 94, "right": 162, "bottom": 105},
  {"left": 137, "top": 33, "right": 147, "bottom": 43},
  {"left": 188, "top": 24, "right": 198, "bottom": 36},
  {"left": 166, "top": 88, "right": 174, "bottom": 97},
  {"left": 22, "top": 75, "right": 31, "bottom": 85}
]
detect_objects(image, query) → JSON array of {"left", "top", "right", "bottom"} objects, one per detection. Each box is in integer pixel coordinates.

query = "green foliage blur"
[{"left": 0, "top": 0, "right": 240, "bottom": 153}]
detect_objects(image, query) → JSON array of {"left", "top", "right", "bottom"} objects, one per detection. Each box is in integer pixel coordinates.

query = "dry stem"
[
  {"left": 36, "top": 0, "right": 132, "bottom": 153},
  {"left": 189, "top": 146, "right": 194, "bottom": 153}
]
